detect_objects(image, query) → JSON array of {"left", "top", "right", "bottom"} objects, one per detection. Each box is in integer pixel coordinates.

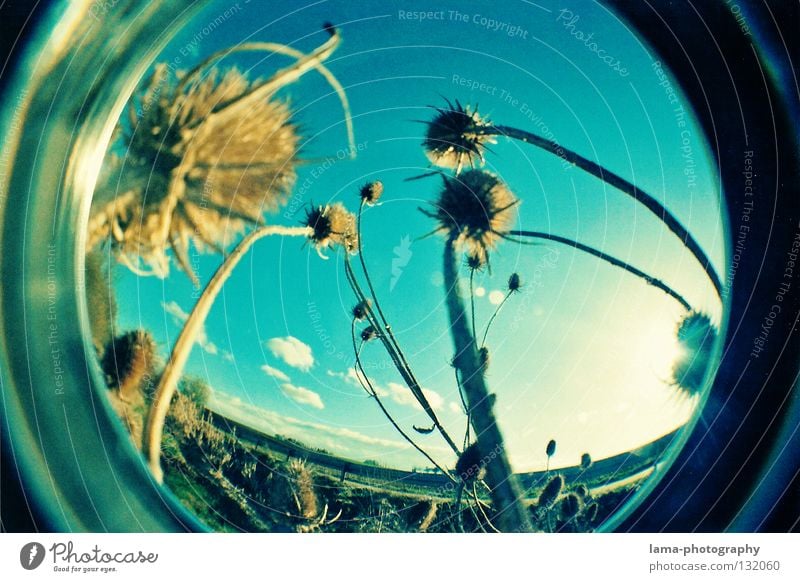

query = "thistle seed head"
[
  {"left": 360, "top": 325, "right": 378, "bottom": 343},
  {"left": 670, "top": 311, "right": 717, "bottom": 398},
  {"left": 303, "top": 202, "right": 358, "bottom": 257},
  {"left": 423, "top": 100, "right": 494, "bottom": 174},
  {"left": 359, "top": 181, "right": 383, "bottom": 205},
  {"left": 538, "top": 474, "right": 564, "bottom": 508},
  {"left": 352, "top": 299, "right": 372, "bottom": 321},
  {"left": 430, "top": 170, "right": 518, "bottom": 263}
]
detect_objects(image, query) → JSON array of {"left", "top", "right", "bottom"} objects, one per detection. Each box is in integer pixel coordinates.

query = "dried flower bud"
[{"left": 359, "top": 181, "right": 383, "bottom": 205}]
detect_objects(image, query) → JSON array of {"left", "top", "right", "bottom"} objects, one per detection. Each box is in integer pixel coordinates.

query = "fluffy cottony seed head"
[
  {"left": 359, "top": 181, "right": 383, "bottom": 205},
  {"left": 423, "top": 100, "right": 494, "bottom": 174},
  {"left": 430, "top": 170, "right": 518, "bottom": 263}
]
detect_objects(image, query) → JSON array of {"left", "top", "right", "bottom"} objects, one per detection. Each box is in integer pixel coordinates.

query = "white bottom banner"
[{"left": 1, "top": 533, "right": 797, "bottom": 580}]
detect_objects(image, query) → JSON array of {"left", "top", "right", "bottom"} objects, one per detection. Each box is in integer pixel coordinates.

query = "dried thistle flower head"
[
  {"left": 538, "top": 474, "right": 564, "bottom": 508},
  {"left": 88, "top": 65, "right": 302, "bottom": 283},
  {"left": 465, "top": 251, "right": 487, "bottom": 272},
  {"left": 102, "top": 330, "right": 156, "bottom": 400},
  {"left": 508, "top": 272, "right": 522, "bottom": 293},
  {"left": 456, "top": 442, "right": 485, "bottom": 482},
  {"left": 359, "top": 181, "right": 383, "bottom": 205},
  {"left": 352, "top": 299, "right": 371, "bottom": 321},
  {"left": 670, "top": 311, "right": 717, "bottom": 397},
  {"left": 360, "top": 325, "right": 378, "bottom": 343},
  {"left": 428, "top": 170, "right": 518, "bottom": 263},
  {"left": 546, "top": 439, "right": 557, "bottom": 458},
  {"left": 580, "top": 453, "right": 592, "bottom": 470},
  {"left": 303, "top": 202, "right": 358, "bottom": 257},
  {"left": 423, "top": 100, "right": 495, "bottom": 174}
]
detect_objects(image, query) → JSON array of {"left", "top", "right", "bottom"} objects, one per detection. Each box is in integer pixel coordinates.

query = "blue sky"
[{"left": 111, "top": 0, "right": 725, "bottom": 472}]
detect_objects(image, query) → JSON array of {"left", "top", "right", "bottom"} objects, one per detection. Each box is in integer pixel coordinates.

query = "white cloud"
[
  {"left": 261, "top": 364, "right": 290, "bottom": 382},
  {"left": 327, "top": 367, "right": 367, "bottom": 388},
  {"left": 162, "top": 301, "right": 218, "bottom": 355},
  {"left": 386, "top": 382, "right": 444, "bottom": 411},
  {"left": 267, "top": 336, "right": 314, "bottom": 371},
  {"left": 209, "top": 392, "right": 407, "bottom": 453},
  {"left": 281, "top": 383, "right": 324, "bottom": 410},
  {"left": 223, "top": 351, "right": 235, "bottom": 362}
]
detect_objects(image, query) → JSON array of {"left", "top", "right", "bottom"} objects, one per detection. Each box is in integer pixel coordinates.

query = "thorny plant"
[{"left": 91, "top": 21, "right": 720, "bottom": 530}]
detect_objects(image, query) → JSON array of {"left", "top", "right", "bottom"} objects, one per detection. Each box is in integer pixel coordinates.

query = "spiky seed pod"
[
  {"left": 585, "top": 502, "right": 599, "bottom": 523},
  {"left": 304, "top": 202, "right": 358, "bottom": 257},
  {"left": 574, "top": 484, "right": 589, "bottom": 499},
  {"left": 478, "top": 346, "right": 490, "bottom": 373},
  {"left": 359, "top": 181, "right": 383, "bottom": 205},
  {"left": 456, "top": 442, "right": 484, "bottom": 482},
  {"left": 360, "top": 325, "right": 378, "bottom": 343},
  {"left": 560, "top": 493, "right": 583, "bottom": 519},
  {"left": 538, "top": 474, "right": 564, "bottom": 508},
  {"left": 670, "top": 311, "right": 717, "bottom": 397},
  {"left": 429, "top": 170, "right": 518, "bottom": 263},
  {"left": 352, "top": 299, "right": 371, "bottom": 321},
  {"left": 580, "top": 453, "right": 593, "bottom": 470},
  {"left": 102, "top": 330, "right": 157, "bottom": 400},
  {"left": 508, "top": 272, "right": 522, "bottom": 293},
  {"left": 423, "top": 100, "right": 495, "bottom": 173},
  {"left": 88, "top": 65, "right": 301, "bottom": 281},
  {"left": 288, "top": 459, "right": 319, "bottom": 519},
  {"left": 546, "top": 439, "right": 557, "bottom": 458},
  {"left": 466, "top": 251, "right": 486, "bottom": 272}
]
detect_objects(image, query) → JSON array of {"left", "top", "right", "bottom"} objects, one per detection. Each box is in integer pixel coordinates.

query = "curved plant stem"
[
  {"left": 480, "top": 124, "right": 722, "bottom": 298},
  {"left": 344, "top": 255, "right": 460, "bottom": 454},
  {"left": 481, "top": 291, "right": 512, "bottom": 348},
  {"left": 442, "top": 234, "right": 531, "bottom": 532},
  {"left": 506, "top": 229, "right": 692, "bottom": 311},
  {"left": 176, "top": 34, "right": 355, "bottom": 156},
  {"left": 351, "top": 326, "right": 455, "bottom": 482},
  {"left": 354, "top": 202, "right": 450, "bottom": 440},
  {"left": 144, "top": 224, "right": 311, "bottom": 482}
]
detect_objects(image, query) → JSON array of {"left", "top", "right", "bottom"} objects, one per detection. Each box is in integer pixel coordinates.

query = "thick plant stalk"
[
  {"left": 480, "top": 124, "right": 723, "bottom": 298},
  {"left": 442, "top": 234, "right": 531, "bottom": 532},
  {"left": 144, "top": 225, "right": 311, "bottom": 482},
  {"left": 506, "top": 229, "right": 692, "bottom": 311}
]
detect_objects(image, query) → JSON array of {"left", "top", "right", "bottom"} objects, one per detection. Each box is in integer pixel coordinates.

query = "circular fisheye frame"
[{"left": 0, "top": 0, "right": 797, "bottom": 534}]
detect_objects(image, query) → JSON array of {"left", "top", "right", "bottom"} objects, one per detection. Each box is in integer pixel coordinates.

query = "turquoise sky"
[{"left": 112, "top": 0, "right": 725, "bottom": 472}]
